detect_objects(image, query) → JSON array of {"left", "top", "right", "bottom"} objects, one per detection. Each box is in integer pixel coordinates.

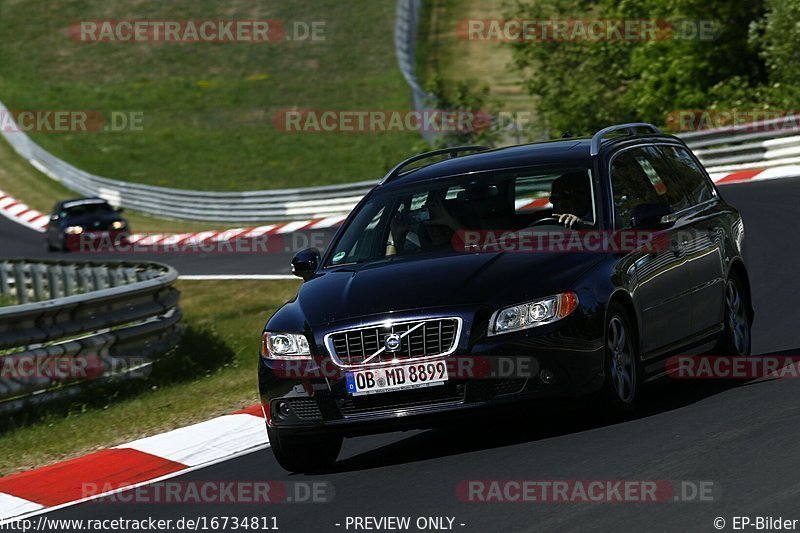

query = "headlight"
[
  {"left": 489, "top": 292, "right": 579, "bottom": 336},
  {"left": 260, "top": 331, "right": 311, "bottom": 359},
  {"left": 111, "top": 220, "right": 126, "bottom": 230},
  {"left": 65, "top": 226, "right": 83, "bottom": 235}
]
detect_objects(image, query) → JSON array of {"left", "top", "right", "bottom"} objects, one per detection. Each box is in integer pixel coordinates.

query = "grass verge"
[{"left": 0, "top": 279, "right": 301, "bottom": 478}]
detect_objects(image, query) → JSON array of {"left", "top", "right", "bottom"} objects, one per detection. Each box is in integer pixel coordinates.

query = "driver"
[
  {"left": 386, "top": 194, "right": 460, "bottom": 256},
  {"left": 550, "top": 171, "right": 593, "bottom": 229}
]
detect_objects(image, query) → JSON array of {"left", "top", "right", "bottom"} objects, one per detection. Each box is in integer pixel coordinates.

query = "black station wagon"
[{"left": 258, "top": 123, "right": 753, "bottom": 472}]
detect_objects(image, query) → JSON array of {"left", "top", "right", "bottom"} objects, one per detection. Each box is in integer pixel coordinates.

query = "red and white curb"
[
  {"left": 0, "top": 189, "right": 347, "bottom": 243},
  {"left": 706, "top": 165, "right": 800, "bottom": 185},
  {"left": 0, "top": 405, "right": 267, "bottom": 522}
]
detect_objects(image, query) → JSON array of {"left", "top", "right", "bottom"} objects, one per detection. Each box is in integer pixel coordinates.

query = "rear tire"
[
  {"left": 602, "top": 302, "right": 642, "bottom": 413},
  {"left": 267, "top": 426, "right": 342, "bottom": 473}
]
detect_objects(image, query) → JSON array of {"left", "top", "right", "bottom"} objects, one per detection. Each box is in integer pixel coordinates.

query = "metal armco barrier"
[
  {"left": 395, "top": 0, "right": 438, "bottom": 146},
  {"left": 0, "top": 99, "right": 374, "bottom": 223},
  {"left": 0, "top": 259, "right": 182, "bottom": 414},
  {"left": 680, "top": 116, "right": 800, "bottom": 176}
]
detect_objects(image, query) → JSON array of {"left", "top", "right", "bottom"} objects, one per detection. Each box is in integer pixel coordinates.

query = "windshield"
[
  {"left": 61, "top": 203, "right": 114, "bottom": 218},
  {"left": 325, "top": 166, "right": 595, "bottom": 267}
]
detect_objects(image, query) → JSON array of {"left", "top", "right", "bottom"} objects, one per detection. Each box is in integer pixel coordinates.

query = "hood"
[{"left": 289, "top": 251, "right": 604, "bottom": 326}]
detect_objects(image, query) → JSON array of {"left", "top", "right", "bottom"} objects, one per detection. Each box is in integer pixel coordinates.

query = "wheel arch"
[{"left": 605, "top": 289, "right": 640, "bottom": 350}]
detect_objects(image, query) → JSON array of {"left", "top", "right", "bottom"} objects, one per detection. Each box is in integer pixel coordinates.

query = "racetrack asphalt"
[{"left": 9, "top": 177, "right": 800, "bottom": 532}]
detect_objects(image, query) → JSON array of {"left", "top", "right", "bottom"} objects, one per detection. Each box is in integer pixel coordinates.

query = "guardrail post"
[
  {"left": 108, "top": 267, "right": 124, "bottom": 288},
  {"left": 47, "top": 266, "right": 62, "bottom": 299},
  {"left": 0, "top": 262, "right": 10, "bottom": 299},
  {"left": 63, "top": 265, "right": 76, "bottom": 296},
  {"left": 123, "top": 267, "right": 138, "bottom": 285},
  {"left": 92, "top": 266, "right": 108, "bottom": 291},
  {"left": 78, "top": 266, "right": 93, "bottom": 294},
  {"left": 12, "top": 263, "right": 28, "bottom": 304},
  {"left": 31, "top": 264, "right": 47, "bottom": 301}
]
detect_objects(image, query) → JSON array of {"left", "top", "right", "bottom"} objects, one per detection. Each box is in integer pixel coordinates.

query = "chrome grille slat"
[{"left": 326, "top": 317, "right": 461, "bottom": 367}]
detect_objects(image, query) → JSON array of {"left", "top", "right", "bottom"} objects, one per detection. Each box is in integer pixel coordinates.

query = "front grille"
[
  {"left": 326, "top": 318, "right": 461, "bottom": 367},
  {"left": 338, "top": 382, "right": 466, "bottom": 416}
]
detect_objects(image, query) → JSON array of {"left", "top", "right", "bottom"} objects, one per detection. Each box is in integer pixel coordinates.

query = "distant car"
[
  {"left": 259, "top": 123, "right": 753, "bottom": 473},
  {"left": 46, "top": 198, "right": 129, "bottom": 252}
]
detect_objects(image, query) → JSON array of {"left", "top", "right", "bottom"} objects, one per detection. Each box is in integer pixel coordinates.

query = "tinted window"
[
  {"left": 611, "top": 149, "right": 668, "bottom": 229},
  {"left": 610, "top": 147, "right": 692, "bottom": 228},
  {"left": 660, "top": 145, "right": 715, "bottom": 205}
]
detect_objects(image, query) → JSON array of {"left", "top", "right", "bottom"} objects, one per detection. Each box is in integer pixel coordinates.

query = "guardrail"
[
  {"left": 0, "top": 259, "right": 182, "bottom": 414},
  {"left": 0, "top": 99, "right": 374, "bottom": 223},
  {"left": 680, "top": 116, "right": 800, "bottom": 177},
  {"left": 395, "top": 0, "right": 438, "bottom": 146}
]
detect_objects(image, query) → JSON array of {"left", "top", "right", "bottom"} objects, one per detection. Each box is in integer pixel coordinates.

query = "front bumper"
[
  {"left": 65, "top": 230, "right": 130, "bottom": 252},
  {"left": 258, "top": 313, "right": 605, "bottom": 437}
]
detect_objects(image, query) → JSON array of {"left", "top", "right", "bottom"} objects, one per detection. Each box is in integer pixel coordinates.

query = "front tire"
[
  {"left": 603, "top": 303, "right": 642, "bottom": 412},
  {"left": 716, "top": 272, "right": 751, "bottom": 356},
  {"left": 267, "top": 426, "right": 342, "bottom": 473}
]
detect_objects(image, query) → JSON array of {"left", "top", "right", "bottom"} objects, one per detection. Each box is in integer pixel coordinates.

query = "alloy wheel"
[{"left": 608, "top": 316, "right": 635, "bottom": 404}]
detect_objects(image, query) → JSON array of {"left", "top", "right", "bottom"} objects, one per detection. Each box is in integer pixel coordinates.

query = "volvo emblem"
[{"left": 385, "top": 333, "right": 402, "bottom": 352}]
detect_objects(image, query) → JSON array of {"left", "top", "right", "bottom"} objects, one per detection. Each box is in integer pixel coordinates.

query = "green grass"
[
  {"left": 0, "top": 136, "right": 247, "bottom": 232},
  {"left": 0, "top": 0, "right": 418, "bottom": 191},
  {"left": 0, "top": 279, "right": 301, "bottom": 477}
]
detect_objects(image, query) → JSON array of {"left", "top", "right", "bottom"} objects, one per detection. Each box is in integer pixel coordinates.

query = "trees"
[{"left": 508, "top": 0, "right": 798, "bottom": 135}]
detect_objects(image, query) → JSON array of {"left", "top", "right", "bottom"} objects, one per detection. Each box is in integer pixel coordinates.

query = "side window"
[
  {"left": 660, "top": 145, "right": 715, "bottom": 205},
  {"left": 610, "top": 149, "right": 669, "bottom": 229},
  {"left": 611, "top": 147, "right": 695, "bottom": 228},
  {"left": 634, "top": 146, "right": 690, "bottom": 213}
]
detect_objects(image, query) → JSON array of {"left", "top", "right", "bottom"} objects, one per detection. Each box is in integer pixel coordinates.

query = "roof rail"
[
  {"left": 590, "top": 123, "right": 661, "bottom": 156},
  {"left": 380, "top": 145, "right": 490, "bottom": 184}
]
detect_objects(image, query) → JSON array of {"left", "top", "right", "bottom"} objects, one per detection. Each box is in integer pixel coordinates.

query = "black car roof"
[{"left": 383, "top": 130, "right": 680, "bottom": 188}]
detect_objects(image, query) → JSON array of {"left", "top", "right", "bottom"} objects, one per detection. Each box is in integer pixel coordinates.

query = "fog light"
[
  {"left": 274, "top": 401, "right": 291, "bottom": 420},
  {"left": 539, "top": 369, "right": 555, "bottom": 384}
]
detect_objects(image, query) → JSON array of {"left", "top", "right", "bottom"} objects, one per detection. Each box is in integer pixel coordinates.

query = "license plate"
[{"left": 345, "top": 360, "right": 449, "bottom": 396}]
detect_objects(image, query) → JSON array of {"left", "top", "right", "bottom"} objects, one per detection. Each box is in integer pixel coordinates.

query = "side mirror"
[
  {"left": 291, "top": 248, "right": 320, "bottom": 281},
  {"left": 115, "top": 207, "right": 125, "bottom": 213},
  {"left": 631, "top": 203, "right": 675, "bottom": 229}
]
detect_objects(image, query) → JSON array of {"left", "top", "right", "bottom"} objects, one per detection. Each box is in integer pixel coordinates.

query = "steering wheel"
[{"left": 529, "top": 217, "right": 563, "bottom": 227}]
